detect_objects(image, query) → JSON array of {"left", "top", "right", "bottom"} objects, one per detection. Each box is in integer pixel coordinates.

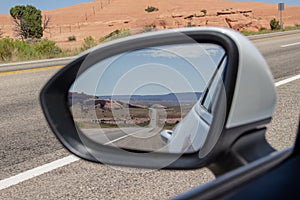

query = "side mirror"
[{"left": 40, "top": 27, "right": 277, "bottom": 171}]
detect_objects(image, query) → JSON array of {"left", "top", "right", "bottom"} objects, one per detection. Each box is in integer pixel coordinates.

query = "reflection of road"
[
  {"left": 149, "top": 108, "right": 157, "bottom": 128},
  {"left": 82, "top": 127, "right": 167, "bottom": 152}
]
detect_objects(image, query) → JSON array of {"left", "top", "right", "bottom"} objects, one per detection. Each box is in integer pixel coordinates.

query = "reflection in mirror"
[{"left": 69, "top": 43, "right": 226, "bottom": 154}]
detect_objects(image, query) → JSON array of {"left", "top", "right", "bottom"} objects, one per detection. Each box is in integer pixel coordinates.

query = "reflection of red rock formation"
[
  {"left": 92, "top": 99, "right": 147, "bottom": 110},
  {"left": 92, "top": 117, "right": 151, "bottom": 125},
  {"left": 151, "top": 105, "right": 167, "bottom": 109}
]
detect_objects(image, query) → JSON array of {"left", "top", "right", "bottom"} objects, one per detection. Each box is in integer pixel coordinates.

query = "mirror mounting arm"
[{"left": 207, "top": 128, "right": 275, "bottom": 177}]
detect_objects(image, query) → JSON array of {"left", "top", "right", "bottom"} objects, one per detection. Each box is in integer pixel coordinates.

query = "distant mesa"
[{"left": 69, "top": 91, "right": 202, "bottom": 110}]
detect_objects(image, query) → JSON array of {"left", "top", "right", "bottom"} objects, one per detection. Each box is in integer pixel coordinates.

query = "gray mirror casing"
[{"left": 40, "top": 27, "right": 277, "bottom": 170}]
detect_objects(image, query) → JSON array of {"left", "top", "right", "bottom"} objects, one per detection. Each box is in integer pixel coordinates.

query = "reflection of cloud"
[
  {"left": 206, "top": 47, "right": 224, "bottom": 57},
  {"left": 134, "top": 44, "right": 224, "bottom": 60}
]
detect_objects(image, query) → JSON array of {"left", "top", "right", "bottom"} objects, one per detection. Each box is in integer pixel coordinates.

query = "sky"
[
  {"left": 235, "top": 0, "right": 300, "bottom": 6},
  {"left": 0, "top": 0, "right": 299, "bottom": 14},
  {"left": 70, "top": 43, "right": 225, "bottom": 96},
  {"left": 0, "top": 0, "right": 92, "bottom": 14}
]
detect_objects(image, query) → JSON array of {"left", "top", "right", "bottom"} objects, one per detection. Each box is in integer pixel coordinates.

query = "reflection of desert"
[
  {"left": 69, "top": 91, "right": 201, "bottom": 151},
  {"left": 69, "top": 92, "right": 198, "bottom": 130}
]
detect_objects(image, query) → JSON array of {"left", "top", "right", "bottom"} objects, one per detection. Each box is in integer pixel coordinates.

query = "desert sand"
[{"left": 0, "top": 0, "right": 299, "bottom": 49}]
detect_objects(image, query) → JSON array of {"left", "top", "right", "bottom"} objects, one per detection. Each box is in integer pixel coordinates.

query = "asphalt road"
[
  {"left": 254, "top": 33, "right": 300, "bottom": 79},
  {"left": 0, "top": 33, "right": 299, "bottom": 199}
]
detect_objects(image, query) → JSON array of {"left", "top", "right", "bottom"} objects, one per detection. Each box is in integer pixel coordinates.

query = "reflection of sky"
[{"left": 70, "top": 43, "right": 225, "bottom": 96}]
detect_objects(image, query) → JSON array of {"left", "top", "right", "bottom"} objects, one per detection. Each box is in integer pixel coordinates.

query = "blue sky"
[
  {"left": 0, "top": 0, "right": 92, "bottom": 14},
  {"left": 0, "top": 0, "right": 298, "bottom": 14},
  {"left": 71, "top": 44, "right": 224, "bottom": 96},
  {"left": 235, "top": 0, "right": 299, "bottom": 6}
]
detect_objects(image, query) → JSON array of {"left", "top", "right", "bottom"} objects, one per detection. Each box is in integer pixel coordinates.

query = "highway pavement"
[{"left": 0, "top": 32, "right": 299, "bottom": 199}]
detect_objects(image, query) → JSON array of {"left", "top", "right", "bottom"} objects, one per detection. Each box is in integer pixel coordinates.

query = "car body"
[
  {"left": 40, "top": 27, "right": 300, "bottom": 199},
  {"left": 160, "top": 130, "right": 173, "bottom": 143}
]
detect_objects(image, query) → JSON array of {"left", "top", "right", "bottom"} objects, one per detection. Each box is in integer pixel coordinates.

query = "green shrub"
[
  {"left": 259, "top": 27, "right": 267, "bottom": 31},
  {"left": 201, "top": 9, "right": 207, "bottom": 16},
  {"left": 186, "top": 22, "right": 196, "bottom": 27},
  {"left": 34, "top": 39, "right": 62, "bottom": 58},
  {"left": 15, "top": 39, "right": 37, "bottom": 60},
  {"left": 100, "top": 29, "right": 131, "bottom": 42},
  {"left": 68, "top": 35, "right": 77, "bottom": 41},
  {"left": 144, "top": 25, "right": 156, "bottom": 32},
  {"left": 0, "top": 37, "right": 63, "bottom": 62},
  {"left": 0, "top": 38, "right": 15, "bottom": 61},
  {"left": 81, "top": 36, "right": 97, "bottom": 51},
  {"left": 145, "top": 6, "right": 159, "bottom": 13},
  {"left": 107, "top": 29, "right": 131, "bottom": 40},
  {"left": 270, "top": 18, "right": 280, "bottom": 30}
]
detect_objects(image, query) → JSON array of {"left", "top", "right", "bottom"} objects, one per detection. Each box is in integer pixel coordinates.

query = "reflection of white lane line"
[
  {"left": 104, "top": 130, "right": 144, "bottom": 145},
  {"left": 281, "top": 42, "right": 300, "bottom": 48},
  {"left": 1, "top": 73, "right": 300, "bottom": 191},
  {"left": 104, "top": 127, "right": 154, "bottom": 145},
  {"left": 149, "top": 108, "right": 157, "bottom": 129}
]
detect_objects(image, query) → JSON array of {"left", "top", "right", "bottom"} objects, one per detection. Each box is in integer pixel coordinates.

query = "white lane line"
[
  {"left": 281, "top": 42, "right": 300, "bottom": 48},
  {"left": 0, "top": 73, "right": 300, "bottom": 191},
  {"left": 275, "top": 74, "right": 300, "bottom": 87},
  {"left": 0, "top": 155, "right": 79, "bottom": 190}
]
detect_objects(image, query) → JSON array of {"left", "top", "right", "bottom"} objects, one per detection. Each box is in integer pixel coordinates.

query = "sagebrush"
[{"left": 0, "top": 38, "right": 62, "bottom": 62}]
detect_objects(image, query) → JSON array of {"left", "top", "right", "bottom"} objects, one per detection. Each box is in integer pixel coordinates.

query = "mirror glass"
[{"left": 69, "top": 43, "right": 226, "bottom": 154}]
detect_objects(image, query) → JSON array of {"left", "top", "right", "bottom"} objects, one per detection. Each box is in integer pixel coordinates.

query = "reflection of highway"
[
  {"left": 149, "top": 108, "right": 157, "bottom": 128},
  {"left": 82, "top": 127, "right": 167, "bottom": 152},
  {"left": 81, "top": 106, "right": 168, "bottom": 152}
]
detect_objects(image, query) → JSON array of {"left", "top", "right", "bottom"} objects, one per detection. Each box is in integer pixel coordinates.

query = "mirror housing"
[{"left": 40, "top": 27, "right": 276, "bottom": 170}]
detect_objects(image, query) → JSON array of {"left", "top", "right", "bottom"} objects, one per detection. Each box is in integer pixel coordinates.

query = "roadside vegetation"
[
  {"left": 241, "top": 24, "right": 300, "bottom": 36},
  {"left": 0, "top": 38, "right": 65, "bottom": 62},
  {"left": 1, "top": 5, "right": 299, "bottom": 64},
  {"left": 145, "top": 6, "right": 159, "bottom": 13},
  {"left": 201, "top": 9, "right": 207, "bottom": 16},
  {"left": 0, "top": 28, "right": 132, "bottom": 63},
  {"left": 99, "top": 29, "right": 131, "bottom": 43},
  {"left": 241, "top": 18, "right": 300, "bottom": 36}
]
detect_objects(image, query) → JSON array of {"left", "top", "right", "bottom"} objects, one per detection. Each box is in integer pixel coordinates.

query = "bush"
[
  {"left": 144, "top": 24, "right": 156, "bottom": 32},
  {"left": 99, "top": 29, "right": 131, "bottom": 42},
  {"left": 270, "top": 18, "right": 280, "bottom": 30},
  {"left": 68, "top": 35, "right": 77, "bottom": 41},
  {"left": 0, "top": 38, "right": 15, "bottom": 61},
  {"left": 25, "top": 38, "right": 41, "bottom": 45},
  {"left": 201, "top": 9, "right": 207, "bottom": 16},
  {"left": 81, "top": 36, "right": 97, "bottom": 51},
  {"left": 34, "top": 39, "right": 62, "bottom": 58},
  {"left": 0, "top": 37, "right": 63, "bottom": 62},
  {"left": 259, "top": 27, "right": 267, "bottom": 31},
  {"left": 186, "top": 22, "right": 196, "bottom": 27},
  {"left": 15, "top": 39, "right": 38, "bottom": 60},
  {"left": 145, "top": 6, "right": 159, "bottom": 13}
]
